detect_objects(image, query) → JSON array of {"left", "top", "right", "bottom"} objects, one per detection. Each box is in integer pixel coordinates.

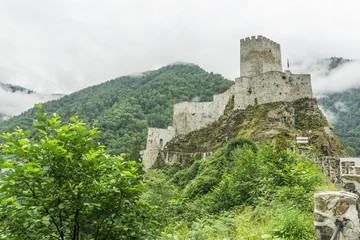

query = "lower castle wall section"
[
  {"left": 158, "top": 150, "right": 213, "bottom": 166},
  {"left": 234, "top": 70, "right": 313, "bottom": 110},
  {"left": 142, "top": 126, "right": 176, "bottom": 171},
  {"left": 145, "top": 127, "right": 176, "bottom": 150},
  {"left": 142, "top": 149, "right": 160, "bottom": 171}
]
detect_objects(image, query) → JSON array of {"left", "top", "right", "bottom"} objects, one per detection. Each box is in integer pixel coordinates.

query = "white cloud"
[
  {"left": 312, "top": 61, "right": 360, "bottom": 95},
  {"left": 291, "top": 59, "right": 360, "bottom": 95},
  {"left": 334, "top": 102, "right": 348, "bottom": 112},
  {"left": 0, "top": 0, "right": 359, "bottom": 95},
  {"left": 318, "top": 104, "right": 338, "bottom": 125},
  {"left": 0, "top": 88, "right": 61, "bottom": 117}
]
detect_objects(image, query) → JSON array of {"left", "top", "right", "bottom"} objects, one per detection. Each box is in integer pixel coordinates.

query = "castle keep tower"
[
  {"left": 235, "top": 35, "right": 312, "bottom": 110},
  {"left": 240, "top": 36, "right": 282, "bottom": 77}
]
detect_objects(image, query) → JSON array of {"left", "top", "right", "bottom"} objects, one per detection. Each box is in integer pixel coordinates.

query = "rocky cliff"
[{"left": 152, "top": 97, "right": 346, "bottom": 169}]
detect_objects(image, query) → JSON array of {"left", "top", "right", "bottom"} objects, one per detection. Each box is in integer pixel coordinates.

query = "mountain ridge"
[
  {"left": 0, "top": 58, "right": 359, "bottom": 156},
  {"left": 0, "top": 64, "right": 234, "bottom": 155}
]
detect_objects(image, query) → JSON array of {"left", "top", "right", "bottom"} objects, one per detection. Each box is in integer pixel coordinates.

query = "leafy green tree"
[
  {"left": 346, "top": 146, "right": 356, "bottom": 157},
  {"left": 201, "top": 140, "right": 323, "bottom": 213},
  {"left": 0, "top": 106, "right": 158, "bottom": 239}
]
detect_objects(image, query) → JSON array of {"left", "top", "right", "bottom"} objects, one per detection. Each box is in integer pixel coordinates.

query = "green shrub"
[
  {"left": 201, "top": 140, "right": 324, "bottom": 213},
  {"left": 171, "top": 159, "right": 205, "bottom": 189},
  {"left": 140, "top": 169, "right": 179, "bottom": 208},
  {"left": 0, "top": 106, "right": 160, "bottom": 239},
  {"left": 270, "top": 202, "right": 315, "bottom": 239},
  {"left": 202, "top": 147, "right": 264, "bottom": 212},
  {"left": 174, "top": 137, "right": 258, "bottom": 199}
]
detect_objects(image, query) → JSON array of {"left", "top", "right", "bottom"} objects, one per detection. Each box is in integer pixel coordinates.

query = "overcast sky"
[{"left": 0, "top": 0, "right": 359, "bottom": 95}]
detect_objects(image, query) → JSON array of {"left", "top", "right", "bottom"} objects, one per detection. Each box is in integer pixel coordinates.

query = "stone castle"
[{"left": 142, "top": 35, "right": 313, "bottom": 170}]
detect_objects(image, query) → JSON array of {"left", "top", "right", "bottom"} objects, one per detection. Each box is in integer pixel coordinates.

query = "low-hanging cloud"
[
  {"left": 312, "top": 61, "right": 360, "bottom": 95},
  {"left": 318, "top": 103, "right": 338, "bottom": 125},
  {"left": 291, "top": 58, "right": 360, "bottom": 96},
  {"left": 0, "top": 88, "right": 62, "bottom": 118},
  {"left": 334, "top": 102, "right": 348, "bottom": 112}
]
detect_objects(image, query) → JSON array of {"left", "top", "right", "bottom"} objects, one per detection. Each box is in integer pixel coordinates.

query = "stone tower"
[{"left": 240, "top": 35, "right": 282, "bottom": 77}]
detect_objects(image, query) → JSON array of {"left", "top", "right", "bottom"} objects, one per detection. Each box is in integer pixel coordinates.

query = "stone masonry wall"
[
  {"left": 240, "top": 35, "right": 282, "bottom": 77},
  {"left": 314, "top": 157, "right": 360, "bottom": 239},
  {"left": 234, "top": 70, "right": 313, "bottom": 110},
  {"left": 157, "top": 150, "right": 213, "bottom": 167},
  {"left": 314, "top": 191, "right": 360, "bottom": 239},
  {"left": 142, "top": 126, "right": 176, "bottom": 170},
  {"left": 173, "top": 85, "right": 234, "bottom": 135}
]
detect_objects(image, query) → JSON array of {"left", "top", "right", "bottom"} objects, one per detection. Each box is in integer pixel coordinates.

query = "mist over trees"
[{"left": 318, "top": 88, "right": 360, "bottom": 156}]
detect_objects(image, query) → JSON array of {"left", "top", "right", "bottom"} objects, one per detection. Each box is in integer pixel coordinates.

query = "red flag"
[{"left": 287, "top": 59, "right": 289, "bottom": 69}]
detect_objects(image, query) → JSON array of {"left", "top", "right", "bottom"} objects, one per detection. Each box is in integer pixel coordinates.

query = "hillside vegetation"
[
  {"left": 0, "top": 64, "right": 233, "bottom": 155},
  {"left": 0, "top": 105, "right": 335, "bottom": 239},
  {"left": 0, "top": 62, "right": 345, "bottom": 238},
  {"left": 143, "top": 97, "right": 342, "bottom": 239},
  {"left": 141, "top": 135, "right": 334, "bottom": 239}
]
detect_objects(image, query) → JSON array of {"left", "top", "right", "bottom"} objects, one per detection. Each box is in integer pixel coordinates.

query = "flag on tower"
[{"left": 287, "top": 59, "right": 289, "bottom": 69}]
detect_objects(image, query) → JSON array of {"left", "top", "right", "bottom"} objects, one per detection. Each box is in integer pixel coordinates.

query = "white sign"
[{"left": 296, "top": 137, "right": 309, "bottom": 144}]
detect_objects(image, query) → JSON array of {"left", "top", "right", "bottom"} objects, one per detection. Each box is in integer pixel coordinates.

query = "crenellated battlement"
[
  {"left": 240, "top": 35, "right": 282, "bottom": 77},
  {"left": 240, "top": 35, "right": 280, "bottom": 49}
]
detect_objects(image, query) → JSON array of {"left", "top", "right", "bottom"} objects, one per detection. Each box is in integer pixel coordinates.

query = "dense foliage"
[
  {"left": 0, "top": 64, "right": 233, "bottom": 155},
  {"left": 141, "top": 135, "right": 329, "bottom": 239},
  {"left": 318, "top": 87, "right": 360, "bottom": 156},
  {"left": 0, "top": 106, "right": 160, "bottom": 239}
]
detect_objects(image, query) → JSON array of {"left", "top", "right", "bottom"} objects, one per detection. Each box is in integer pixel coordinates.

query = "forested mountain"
[
  {"left": 312, "top": 57, "right": 360, "bottom": 156},
  {"left": 0, "top": 63, "right": 233, "bottom": 155},
  {"left": 318, "top": 88, "right": 360, "bottom": 156},
  {"left": 1, "top": 59, "right": 359, "bottom": 156}
]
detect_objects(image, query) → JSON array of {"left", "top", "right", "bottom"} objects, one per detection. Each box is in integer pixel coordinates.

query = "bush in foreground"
[{"left": 0, "top": 105, "right": 159, "bottom": 239}]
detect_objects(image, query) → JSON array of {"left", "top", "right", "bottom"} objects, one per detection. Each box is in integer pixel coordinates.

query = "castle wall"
[
  {"left": 173, "top": 85, "right": 234, "bottom": 135},
  {"left": 158, "top": 150, "right": 212, "bottom": 166},
  {"left": 240, "top": 35, "right": 282, "bottom": 77},
  {"left": 142, "top": 126, "right": 176, "bottom": 170},
  {"left": 212, "top": 85, "right": 235, "bottom": 116},
  {"left": 234, "top": 70, "right": 313, "bottom": 110},
  {"left": 173, "top": 102, "right": 215, "bottom": 135}
]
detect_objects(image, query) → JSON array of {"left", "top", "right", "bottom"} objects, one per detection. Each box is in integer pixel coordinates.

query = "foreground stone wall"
[
  {"left": 319, "top": 156, "right": 341, "bottom": 183},
  {"left": 315, "top": 157, "right": 360, "bottom": 239},
  {"left": 234, "top": 70, "right": 313, "bottom": 110},
  {"left": 314, "top": 191, "right": 360, "bottom": 239}
]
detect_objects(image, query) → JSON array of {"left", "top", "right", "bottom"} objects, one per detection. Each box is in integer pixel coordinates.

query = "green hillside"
[
  {"left": 318, "top": 88, "right": 360, "bottom": 156},
  {"left": 0, "top": 63, "right": 234, "bottom": 155}
]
